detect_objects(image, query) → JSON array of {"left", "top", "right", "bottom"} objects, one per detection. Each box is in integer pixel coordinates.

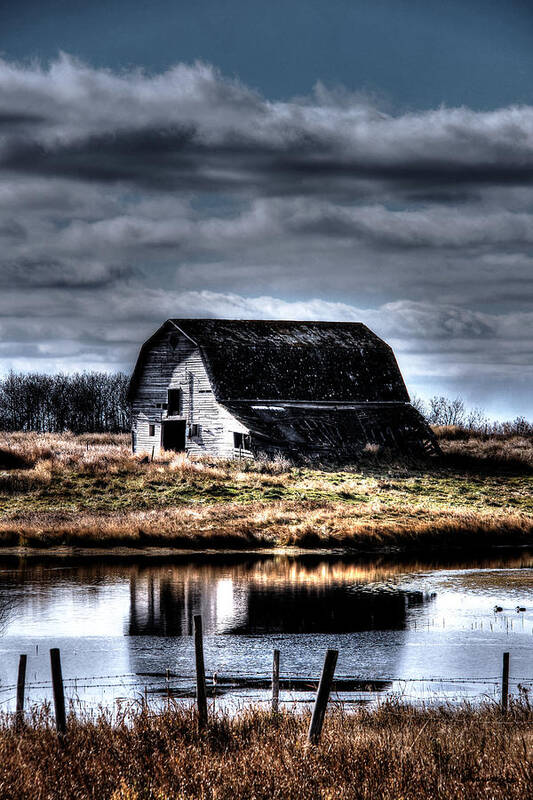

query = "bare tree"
[
  {"left": 416, "top": 396, "right": 531, "bottom": 437},
  {"left": 427, "top": 396, "right": 466, "bottom": 426},
  {"left": 0, "top": 372, "right": 131, "bottom": 433},
  {"left": 410, "top": 394, "right": 428, "bottom": 417}
]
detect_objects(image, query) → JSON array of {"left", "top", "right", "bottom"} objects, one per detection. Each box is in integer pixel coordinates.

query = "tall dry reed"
[{"left": 0, "top": 702, "right": 531, "bottom": 799}]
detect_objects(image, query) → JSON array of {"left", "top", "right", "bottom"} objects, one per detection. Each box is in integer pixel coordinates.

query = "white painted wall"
[{"left": 131, "top": 326, "right": 250, "bottom": 458}]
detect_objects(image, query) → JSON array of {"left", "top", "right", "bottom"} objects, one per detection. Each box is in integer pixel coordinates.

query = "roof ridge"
[{"left": 170, "top": 318, "right": 364, "bottom": 324}]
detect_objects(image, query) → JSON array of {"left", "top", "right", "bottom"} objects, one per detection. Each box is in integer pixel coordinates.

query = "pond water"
[{"left": 0, "top": 551, "right": 532, "bottom": 712}]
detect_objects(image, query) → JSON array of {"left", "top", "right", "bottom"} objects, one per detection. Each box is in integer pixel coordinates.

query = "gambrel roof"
[{"left": 129, "top": 319, "right": 409, "bottom": 403}]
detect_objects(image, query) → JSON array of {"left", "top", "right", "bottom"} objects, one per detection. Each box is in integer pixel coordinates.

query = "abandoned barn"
[{"left": 128, "top": 319, "right": 436, "bottom": 460}]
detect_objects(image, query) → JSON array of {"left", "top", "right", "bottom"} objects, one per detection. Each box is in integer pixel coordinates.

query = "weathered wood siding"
[{"left": 131, "top": 327, "right": 250, "bottom": 458}]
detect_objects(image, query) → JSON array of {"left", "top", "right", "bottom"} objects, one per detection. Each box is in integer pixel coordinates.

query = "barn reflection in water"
[{"left": 127, "top": 556, "right": 433, "bottom": 637}]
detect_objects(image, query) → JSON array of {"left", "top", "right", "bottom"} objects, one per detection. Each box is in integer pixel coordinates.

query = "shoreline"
[
  {"left": 1, "top": 431, "right": 531, "bottom": 556},
  {"left": 0, "top": 540, "right": 532, "bottom": 560},
  {"left": 1, "top": 497, "right": 532, "bottom": 554},
  {"left": 1, "top": 499, "right": 531, "bottom": 553}
]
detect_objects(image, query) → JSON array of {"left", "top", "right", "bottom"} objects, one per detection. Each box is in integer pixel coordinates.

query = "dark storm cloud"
[
  {"left": 0, "top": 56, "right": 531, "bottom": 415},
  {"left": 0, "top": 111, "right": 46, "bottom": 126},
  {"left": 0, "top": 258, "right": 130, "bottom": 288},
  {"left": 2, "top": 127, "right": 201, "bottom": 190},
  {"left": 0, "top": 219, "right": 26, "bottom": 241},
  {"left": 261, "top": 157, "right": 533, "bottom": 194},
  {"left": 1, "top": 57, "right": 533, "bottom": 197},
  {"left": 4, "top": 124, "right": 533, "bottom": 198}
]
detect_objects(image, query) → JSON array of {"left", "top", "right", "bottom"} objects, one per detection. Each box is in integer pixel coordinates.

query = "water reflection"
[
  {"left": 125, "top": 552, "right": 532, "bottom": 637},
  {"left": 230, "top": 586, "right": 416, "bottom": 633},
  {"left": 127, "top": 563, "right": 431, "bottom": 636},
  {"left": 0, "top": 551, "right": 530, "bottom": 709}
]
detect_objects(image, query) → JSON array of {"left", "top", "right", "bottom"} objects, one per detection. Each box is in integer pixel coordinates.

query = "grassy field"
[
  {"left": 1, "top": 702, "right": 532, "bottom": 799},
  {"left": 0, "top": 431, "right": 531, "bottom": 550}
]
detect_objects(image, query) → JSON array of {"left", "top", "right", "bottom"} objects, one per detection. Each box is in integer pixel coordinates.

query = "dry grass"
[
  {"left": 1, "top": 702, "right": 531, "bottom": 799},
  {"left": 0, "top": 432, "right": 531, "bottom": 551},
  {"left": 0, "top": 431, "right": 131, "bottom": 469},
  {"left": 0, "top": 499, "right": 531, "bottom": 551},
  {"left": 440, "top": 435, "right": 533, "bottom": 471}
]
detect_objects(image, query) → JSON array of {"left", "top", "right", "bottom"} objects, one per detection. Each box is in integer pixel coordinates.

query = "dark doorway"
[{"left": 162, "top": 420, "right": 186, "bottom": 452}]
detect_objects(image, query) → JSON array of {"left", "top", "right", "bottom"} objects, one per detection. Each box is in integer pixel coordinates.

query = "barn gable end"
[{"left": 129, "top": 322, "right": 249, "bottom": 459}]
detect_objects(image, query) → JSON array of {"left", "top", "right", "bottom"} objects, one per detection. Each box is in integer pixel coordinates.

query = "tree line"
[
  {"left": 0, "top": 371, "right": 530, "bottom": 436},
  {"left": 412, "top": 394, "right": 532, "bottom": 437},
  {"left": 0, "top": 372, "right": 131, "bottom": 433}
]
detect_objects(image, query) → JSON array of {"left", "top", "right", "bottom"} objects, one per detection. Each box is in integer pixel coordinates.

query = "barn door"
[{"left": 162, "top": 420, "right": 186, "bottom": 452}]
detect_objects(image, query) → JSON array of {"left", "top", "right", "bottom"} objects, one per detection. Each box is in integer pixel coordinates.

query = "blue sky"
[
  {"left": 0, "top": 1, "right": 532, "bottom": 416},
  {"left": 3, "top": 0, "right": 533, "bottom": 108}
]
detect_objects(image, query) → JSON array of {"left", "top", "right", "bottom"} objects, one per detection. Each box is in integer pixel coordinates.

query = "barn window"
[
  {"left": 167, "top": 388, "right": 182, "bottom": 416},
  {"left": 188, "top": 424, "right": 200, "bottom": 438},
  {"left": 233, "top": 433, "right": 251, "bottom": 449},
  {"left": 148, "top": 424, "right": 155, "bottom": 437}
]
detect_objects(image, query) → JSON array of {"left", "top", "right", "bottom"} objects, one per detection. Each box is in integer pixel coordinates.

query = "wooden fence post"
[
  {"left": 15, "top": 654, "right": 27, "bottom": 729},
  {"left": 307, "top": 649, "right": 338, "bottom": 745},
  {"left": 193, "top": 615, "right": 208, "bottom": 729},
  {"left": 501, "top": 651, "right": 510, "bottom": 712},
  {"left": 50, "top": 648, "right": 67, "bottom": 737},
  {"left": 272, "top": 649, "right": 280, "bottom": 713}
]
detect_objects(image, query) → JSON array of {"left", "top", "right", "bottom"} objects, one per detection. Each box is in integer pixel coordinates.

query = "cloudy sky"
[{"left": 1, "top": 0, "right": 532, "bottom": 416}]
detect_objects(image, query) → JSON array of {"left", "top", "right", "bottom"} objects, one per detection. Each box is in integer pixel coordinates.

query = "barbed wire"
[
  {"left": 0, "top": 695, "right": 15, "bottom": 706},
  {"left": 0, "top": 671, "right": 531, "bottom": 696}
]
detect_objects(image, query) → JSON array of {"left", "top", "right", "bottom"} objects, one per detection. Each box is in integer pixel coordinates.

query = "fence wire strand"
[{"left": 0, "top": 671, "right": 531, "bottom": 697}]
